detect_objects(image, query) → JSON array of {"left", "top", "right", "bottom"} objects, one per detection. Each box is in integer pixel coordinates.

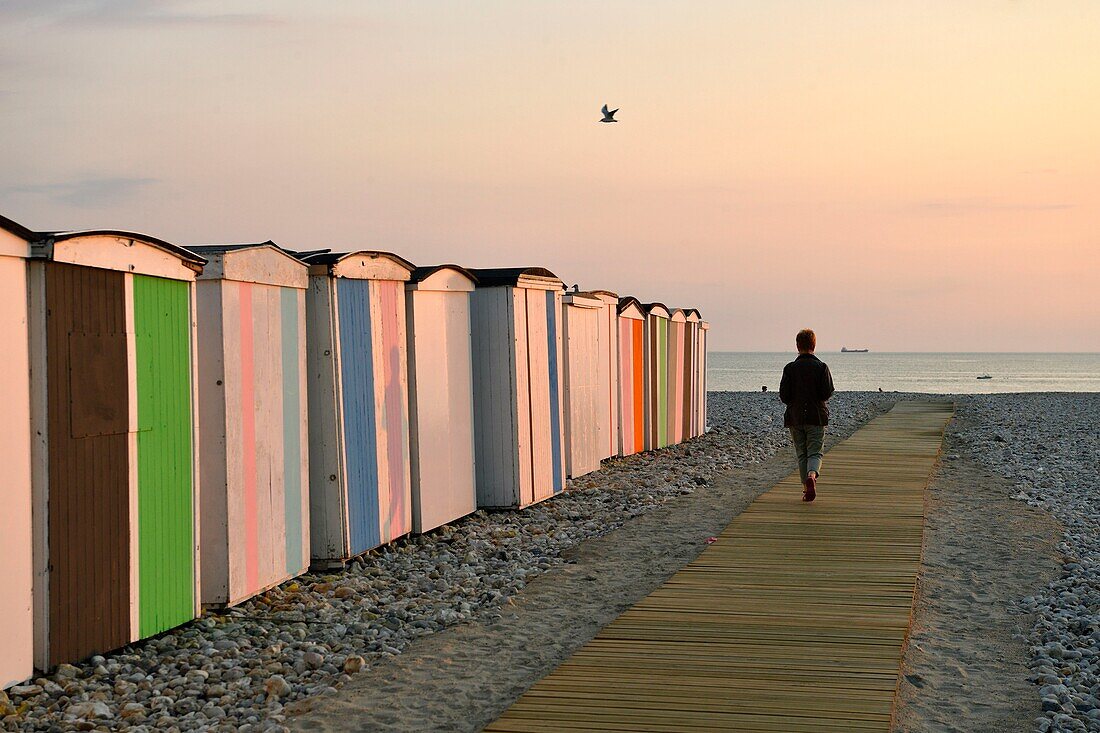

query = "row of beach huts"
[{"left": 0, "top": 213, "right": 709, "bottom": 689}]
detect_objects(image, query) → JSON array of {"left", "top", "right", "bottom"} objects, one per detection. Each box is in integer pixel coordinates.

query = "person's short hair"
[{"left": 796, "top": 329, "right": 816, "bottom": 352}]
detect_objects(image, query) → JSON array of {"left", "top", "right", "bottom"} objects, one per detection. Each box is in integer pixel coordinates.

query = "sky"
[{"left": 1, "top": 1, "right": 1097, "bottom": 351}]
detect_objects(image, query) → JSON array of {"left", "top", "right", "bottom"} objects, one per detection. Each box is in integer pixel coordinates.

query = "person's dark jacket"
[{"left": 779, "top": 353, "right": 835, "bottom": 427}]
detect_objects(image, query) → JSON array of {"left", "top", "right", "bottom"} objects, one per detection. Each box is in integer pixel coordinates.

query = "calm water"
[{"left": 708, "top": 353, "right": 1100, "bottom": 393}]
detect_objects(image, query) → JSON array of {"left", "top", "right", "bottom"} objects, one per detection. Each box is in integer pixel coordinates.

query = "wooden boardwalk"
[{"left": 486, "top": 401, "right": 954, "bottom": 733}]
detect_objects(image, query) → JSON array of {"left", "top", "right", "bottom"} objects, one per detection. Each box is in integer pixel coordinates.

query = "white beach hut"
[
  {"left": 468, "top": 267, "right": 565, "bottom": 508},
  {"left": 301, "top": 250, "right": 415, "bottom": 567},
  {"left": 404, "top": 265, "right": 479, "bottom": 533},
  {"left": 561, "top": 291, "right": 604, "bottom": 479},
  {"left": 191, "top": 243, "right": 310, "bottom": 607},
  {"left": 0, "top": 215, "right": 34, "bottom": 688}
]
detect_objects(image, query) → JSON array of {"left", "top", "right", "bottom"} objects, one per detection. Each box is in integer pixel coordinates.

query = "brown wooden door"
[{"left": 46, "top": 262, "right": 130, "bottom": 666}]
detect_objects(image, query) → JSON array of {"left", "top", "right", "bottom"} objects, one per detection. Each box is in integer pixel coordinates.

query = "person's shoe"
[{"left": 803, "top": 474, "right": 817, "bottom": 502}]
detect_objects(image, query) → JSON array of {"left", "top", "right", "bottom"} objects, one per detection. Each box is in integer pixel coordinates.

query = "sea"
[{"left": 707, "top": 352, "right": 1100, "bottom": 394}]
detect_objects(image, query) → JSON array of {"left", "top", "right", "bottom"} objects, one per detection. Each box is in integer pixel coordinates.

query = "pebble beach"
[{"left": 1, "top": 391, "right": 1097, "bottom": 733}]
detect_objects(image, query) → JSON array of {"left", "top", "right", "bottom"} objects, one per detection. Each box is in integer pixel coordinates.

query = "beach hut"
[
  {"left": 0, "top": 215, "right": 33, "bottom": 688},
  {"left": 561, "top": 291, "right": 604, "bottom": 478},
  {"left": 301, "top": 251, "right": 414, "bottom": 567},
  {"left": 667, "top": 309, "right": 688, "bottom": 446},
  {"left": 616, "top": 297, "right": 646, "bottom": 457},
  {"left": 643, "top": 303, "right": 671, "bottom": 450},
  {"left": 684, "top": 309, "right": 702, "bottom": 439},
  {"left": 589, "top": 290, "right": 620, "bottom": 460},
  {"left": 26, "top": 229, "right": 204, "bottom": 669},
  {"left": 404, "top": 265, "right": 478, "bottom": 533},
  {"left": 190, "top": 243, "right": 310, "bottom": 607},
  {"left": 468, "top": 268, "right": 565, "bottom": 508}
]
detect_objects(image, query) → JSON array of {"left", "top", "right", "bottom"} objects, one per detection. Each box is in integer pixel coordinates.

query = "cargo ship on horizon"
[{"left": 841, "top": 346, "right": 869, "bottom": 353}]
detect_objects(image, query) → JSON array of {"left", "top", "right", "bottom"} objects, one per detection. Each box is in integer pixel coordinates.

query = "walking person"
[{"left": 779, "top": 329, "right": 835, "bottom": 502}]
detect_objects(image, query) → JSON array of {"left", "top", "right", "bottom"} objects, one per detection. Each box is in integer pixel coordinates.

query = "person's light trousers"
[{"left": 789, "top": 425, "right": 825, "bottom": 484}]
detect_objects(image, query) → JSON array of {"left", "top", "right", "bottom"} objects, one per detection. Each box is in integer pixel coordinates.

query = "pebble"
[
  {"left": 64, "top": 701, "right": 111, "bottom": 720},
  {"left": 0, "top": 392, "right": 913, "bottom": 731},
  {"left": 264, "top": 676, "right": 291, "bottom": 700}
]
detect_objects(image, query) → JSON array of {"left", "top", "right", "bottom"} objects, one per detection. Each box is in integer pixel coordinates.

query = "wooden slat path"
[{"left": 486, "top": 401, "right": 954, "bottom": 733}]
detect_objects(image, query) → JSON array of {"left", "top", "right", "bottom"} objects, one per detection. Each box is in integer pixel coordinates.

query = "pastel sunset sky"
[{"left": 2, "top": 1, "right": 1097, "bottom": 351}]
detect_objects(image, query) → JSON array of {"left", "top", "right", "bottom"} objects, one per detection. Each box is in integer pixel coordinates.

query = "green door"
[{"left": 133, "top": 275, "right": 195, "bottom": 637}]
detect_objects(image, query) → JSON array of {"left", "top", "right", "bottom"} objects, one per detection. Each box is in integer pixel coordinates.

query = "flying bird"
[{"left": 600, "top": 104, "right": 618, "bottom": 123}]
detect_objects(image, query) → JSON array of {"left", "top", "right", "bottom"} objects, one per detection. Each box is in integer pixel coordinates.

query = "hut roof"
[
  {"left": 563, "top": 291, "right": 603, "bottom": 308},
  {"left": 468, "top": 267, "right": 562, "bottom": 288},
  {"left": 644, "top": 302, "right": 671, "bottom": 318},
  {"left": 191, "top": 242, "right": 309, "bottom": 287},
  {"left": 0, "top": 213, "right": 36, "bottom": 240},
  {"left": 300, "top": 250, "right": 414, "bottom": 267},
  {"left": 34, "top": 229, "right": 206, "bottom": 269},
  {"left": 188, "top": 241, "right": 284, "bottom": 254},
  {"left": 410, "top": 264, "right": 479, "bottom": 284},
  {"left": 295, "top": 250, "right": 415, "bottom": 280}
]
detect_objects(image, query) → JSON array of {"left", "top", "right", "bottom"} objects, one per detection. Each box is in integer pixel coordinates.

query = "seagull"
[{"left": 600, "top": 104, "right": 618, "bottom": 123}]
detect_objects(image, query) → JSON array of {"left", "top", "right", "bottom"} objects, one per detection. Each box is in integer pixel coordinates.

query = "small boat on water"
[
  {"left": 841, "top": 347, "right": 869, "bottom": 353},
  {"left": 977, "top": 374, "right": 993, "bottom": 380}
]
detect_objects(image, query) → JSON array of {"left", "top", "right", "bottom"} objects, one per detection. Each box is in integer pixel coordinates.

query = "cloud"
[
  {"left": 914, "top": 198, "right": 1075, "bottom": 216},
  {"left": 0, "top": 0, "right": 280, "bottom": 28},
  {"left": 7, "top": 177, "right": 158, "bottom": 208}
]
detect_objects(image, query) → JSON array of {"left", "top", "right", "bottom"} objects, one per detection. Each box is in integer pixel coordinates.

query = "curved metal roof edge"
[
  {"left": 187, "top": 241, "right": 279, "bottom": 254},
  {"left": 301, "top": 250, "right": 415, "bottom": 271},
  {"left": 410, "top": 264, "right": 479, "bottom": 284},
  {"left": 564, "top": 290, "right": 605, "bottom": 303},
  {"left": 644, "top": 301, "right": 671, "bottom": 314},
  {"left": 0, "top": 213, "right": 36, "bottom": 241},
  {"left": 468, "top": 266, "right": 561, "bottom": 286},
  {"left": 44, "top": 229, "right": 206, "bottom": 265}
]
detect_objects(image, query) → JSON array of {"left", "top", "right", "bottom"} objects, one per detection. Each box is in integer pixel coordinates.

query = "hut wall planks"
[
  {"left": 304, "top": 277, "right": 349, "bottom": 562},
  {"left": 0, "top": 240, "right": 32, "bottom": 689},
  {"left": 469, "top": 287, "right": 520, "bottom": 508},
  {"left": 697, "top": 322, "right": 709, "bottom": 434},
  {"left": 279, "top": 288, "right": 308, "bottom": 576},
  {"left": 617, "top": 314, "right": 645, "bottom": 457},
  {"left": 523, "top": 290, "right": 555, "bottom": 503},
  {"left": 336, "top": 278, "right": 383, "bottom": 555},
  {"left": 371, "top": 279, "right": 412, "bottom": 545},
  {"left": 43, "top": 263, "right": 131, "bottom": 667},
  {"left": 682, "top": 319, "right": 697, "bottom": 438},
  {"left": 562, "top": 295, "right": 602, "bottom": 478},
  {"left": 595, "top": 295, "right": 619, "bottom": 460},
  {"left": 133, "top": 274, "right": 196, "bottom": 639}
]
